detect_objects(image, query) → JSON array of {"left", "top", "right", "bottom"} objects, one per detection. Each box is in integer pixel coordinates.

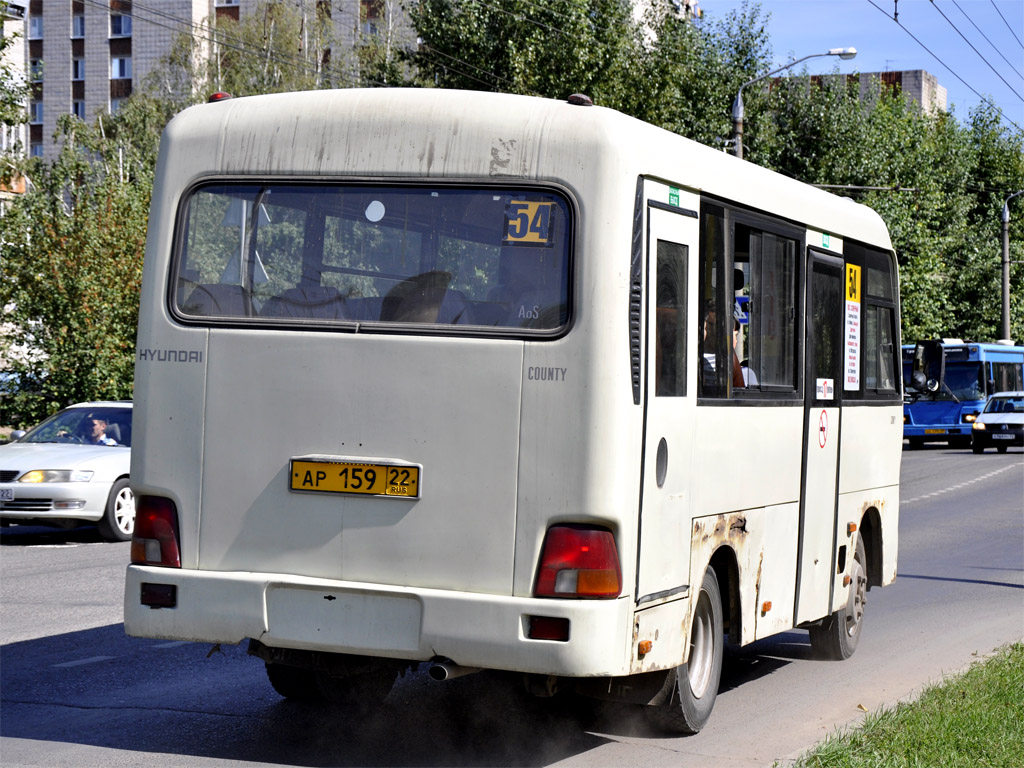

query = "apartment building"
[
  {"left": 858, "top": 69, "right": 947, "bottom": 114},
  {"left": 16, "top": 0, "right": 413, "bottom": 162}
]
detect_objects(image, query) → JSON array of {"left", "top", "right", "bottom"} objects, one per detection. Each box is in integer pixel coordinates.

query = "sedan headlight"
[
  {"left": 18, "top": 469, "right": 95, "bottom": 483},
  {"left": 972, "top": 422, "right": 986, "bottom": 431}
]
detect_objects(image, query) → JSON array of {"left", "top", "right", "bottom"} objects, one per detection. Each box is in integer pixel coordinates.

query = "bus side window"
[
  {"left": 655, "top": 241, "right": 687, "bottom": 397},
  {"left": 698, "top": 207, "right": 728, "bottom": 398},
  {"left": 698, "top": 206, "right": 797, "bottom": 399}
]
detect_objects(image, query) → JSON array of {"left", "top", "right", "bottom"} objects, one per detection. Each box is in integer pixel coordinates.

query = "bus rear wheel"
[
  {"left": 809, "top": 535, "right": 866, "bottom": 660},
  {"left": 265, "top": 662, "right": 322, "bottom": 701},
  {"left": 645, "top": 566, "right": 724, "bottom": 734}
]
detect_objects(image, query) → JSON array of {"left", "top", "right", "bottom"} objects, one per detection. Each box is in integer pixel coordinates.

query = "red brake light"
[
  {"left": 131, "top": 496, "right": 181, "bottom": 568},
  {"left": 534, "top": 525, "right": 621, "bottom": 598}
]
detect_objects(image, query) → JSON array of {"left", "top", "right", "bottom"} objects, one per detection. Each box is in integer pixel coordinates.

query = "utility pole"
[{"left": 731, "top": 48, "right": 856, "bottom": 160}]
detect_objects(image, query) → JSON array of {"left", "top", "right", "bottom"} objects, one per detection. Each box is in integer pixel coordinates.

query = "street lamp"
[
  {"left": 1001, "top": 190, "right": 1023, "bottom": 343},
  {"left": 731, "top": 47, "right": 857, "bottom": 159}
]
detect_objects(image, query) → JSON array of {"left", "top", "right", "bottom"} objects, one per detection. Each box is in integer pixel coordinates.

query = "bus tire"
[
  {"left": 265, "top": 663, "right": 322, "bottom": 701},
  {"left": 97, "top": 478, "right": 135, "bottom": 542},
  {"left": 907, "top": 437, "right": 924, "bottom": 450},
  {"left": 809, "top": 535, "right": 866, "bottom": 661},
  {"left": 645, "top": 566, "right": 723, "bottom": 734}
]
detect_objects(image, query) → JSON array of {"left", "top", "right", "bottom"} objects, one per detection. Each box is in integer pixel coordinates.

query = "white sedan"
[
  {"left": 971, "top": 391, "right": 1024, "bottom": 454},
  {"left": 0, "top": 402, "right": 135, "bottom": 540}
]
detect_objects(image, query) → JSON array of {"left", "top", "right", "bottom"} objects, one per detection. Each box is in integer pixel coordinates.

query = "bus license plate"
[
  {"left": 924, "top": 429, "right": 945, "bottom": 434},
  {"left": 290, "top": 458, "right": 420, "bottom": 498},
  {"left": 0, "top": 488, "right": 13, "bottom": 501}
]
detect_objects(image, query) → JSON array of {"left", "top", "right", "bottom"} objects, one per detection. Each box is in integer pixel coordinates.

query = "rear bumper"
[{"left": 124, "top": 566, "right": 634, "bottom": 677}]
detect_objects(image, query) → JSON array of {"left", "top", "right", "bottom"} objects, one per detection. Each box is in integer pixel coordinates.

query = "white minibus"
[{"left": 126, "top": 89, "right": 901, "bottom": 732}]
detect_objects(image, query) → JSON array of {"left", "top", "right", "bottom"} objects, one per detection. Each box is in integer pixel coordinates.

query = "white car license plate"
[
  {"left": 991, "top": 433, "right": 1013, "bottom": 440},
  {"left": 0, "top": 488, "right": 13, "bottom": 501}
]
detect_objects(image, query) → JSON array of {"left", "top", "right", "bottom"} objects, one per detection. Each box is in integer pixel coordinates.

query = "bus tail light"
[
  {"left": 534, "top": 525, "right": 621, "bottom": 598},
  {"left": 131, "top": 496, "right": 181, "bottom": 568}
]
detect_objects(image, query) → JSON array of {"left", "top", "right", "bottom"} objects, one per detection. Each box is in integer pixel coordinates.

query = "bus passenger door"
[
  {"left": 795, "top": 252, "right": 844, "bottom": 624},
  {"left": 637, "top": 199, "right": 699, "bottom": 604}
]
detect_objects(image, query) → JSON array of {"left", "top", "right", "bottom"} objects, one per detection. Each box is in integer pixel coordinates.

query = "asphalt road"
[{"left": 1, "top": 446, "right": 1021, "bottom": 767}]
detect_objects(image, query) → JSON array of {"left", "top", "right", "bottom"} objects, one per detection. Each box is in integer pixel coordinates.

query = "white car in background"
[
  {"left": 971, "top": 391, "right": 1024, "bottom": 454},
  {"left": 0, "top": 402, "right": 134, "bottom": 540}
]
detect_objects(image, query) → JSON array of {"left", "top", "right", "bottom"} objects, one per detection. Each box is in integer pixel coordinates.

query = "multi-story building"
[
  {"left": 857, "top": 69, "right": 947, "bottom": 114},
  {"left": 2, "top": 0, "right": 28, "bottom": 209},
  {"left": 17, "top": 0, "right": 414, "bottom": 162}
]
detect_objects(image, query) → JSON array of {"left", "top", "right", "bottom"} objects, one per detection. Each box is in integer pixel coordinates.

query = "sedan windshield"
[
  {"left": 20, "top": 407, "right": 132, "bottom": 447},
  {"left": 985, "top": 396, "right": 1024, "bottom": 414}
]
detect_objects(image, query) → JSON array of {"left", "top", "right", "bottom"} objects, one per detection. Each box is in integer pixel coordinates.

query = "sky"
[{"left": 699, "top": 0, "right": 1024, "bottom": 130}]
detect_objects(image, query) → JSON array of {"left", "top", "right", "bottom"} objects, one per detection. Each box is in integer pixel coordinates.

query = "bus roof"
[{"left": 159, "top": 88, "right": 893, "bottom": 252}]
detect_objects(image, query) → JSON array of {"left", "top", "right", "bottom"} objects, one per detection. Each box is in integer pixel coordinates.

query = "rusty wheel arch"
[
  {"left": 859, "top": 507, "right": 884, "bottom": 589},
  {"left": 708, "top": 546, "right": 741, "bottom": 646}
]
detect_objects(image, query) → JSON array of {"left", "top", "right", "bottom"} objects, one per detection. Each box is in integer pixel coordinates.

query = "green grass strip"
[{"left": 793, "top": 642, "right": 1024, "bottom": 768}]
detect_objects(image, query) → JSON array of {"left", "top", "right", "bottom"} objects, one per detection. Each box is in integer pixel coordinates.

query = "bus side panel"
[
  {"left": 839, "top": 405, "right": 902, "bottom": 494},
  {"left": 690, "top": 406, "right": 803, "bottom": 515},
  {"left": 687, "top": 504, "right": 799, "bottom": 649},
  {"left": 835, "top": 485, "right": 899, "bottom": 606}
]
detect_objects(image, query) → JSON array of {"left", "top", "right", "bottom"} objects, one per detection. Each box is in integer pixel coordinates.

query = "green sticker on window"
[{"left": 669, "top": 187, "right": 680, "bottom": 207}]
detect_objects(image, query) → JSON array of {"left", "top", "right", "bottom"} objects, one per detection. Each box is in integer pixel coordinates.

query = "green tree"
[
  {"left": 402, "top": 0, "right": 772, "bottom": 148},
  {"left": 404, "top": 0, "right": 638, "bottom": 100},
  {"left": 147, "top": 1, "right": 343, "bottom": 107},
  {"left": 743, "top": 66, "right": 1023, "bottom": 343},
  {"left": 0, "top": 98, "right": 169, "bottom": 425}
]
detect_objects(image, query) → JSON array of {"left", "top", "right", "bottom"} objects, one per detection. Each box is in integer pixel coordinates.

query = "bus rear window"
[{"left": 173, "top": 184, "right": 572, "bottom": 332}]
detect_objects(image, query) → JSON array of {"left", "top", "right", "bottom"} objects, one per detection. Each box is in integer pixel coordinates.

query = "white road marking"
[
  {"left": 53, "top": 655, "right": 116, "bottom": 668},
  {"left": 903, "top": 463, "right": 1022, "bottom": 505}
]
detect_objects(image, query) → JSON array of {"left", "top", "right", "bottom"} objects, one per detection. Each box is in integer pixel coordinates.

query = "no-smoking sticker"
[{"left": 818, "top": 409, "right": 828, "bottom": 448}]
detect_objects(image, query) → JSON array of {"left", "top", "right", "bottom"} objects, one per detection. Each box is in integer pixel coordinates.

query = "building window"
[
  {"left": 30, "top": 142, "right": 44, "bottom": 158},
  {"left": 28, "top": 15, "right": 43, "bottom": 39},
  {"left": 29, "top": 100, "right": 43, "bottom": 124},
  {"left": 72, "top": 58, "right": 86, "bottom": 81},
  {"left": 111, "top": 56, "right": 132, "bottom": 80},
  {"left": 72, "top": 14, "right": 86, "bottom": 38},
  {"left": 72, "top": 100, "right": 86, "bottom": 120},
  {"left": 214, "top": 0, "right": 240, "bottom": 5},
  {"left": 29, "top": 58, "right": 43, "bottom": 82},
  {"left": 110, "top": 97, "right": 124, "bottom": 114},
  {"left": 110, "top": 14, "right": 132, "bottom": 37}
]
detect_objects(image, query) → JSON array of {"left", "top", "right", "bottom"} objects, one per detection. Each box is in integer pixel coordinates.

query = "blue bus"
[{"left": 903, "top": 340, "right": 1024, "bottom": 447}]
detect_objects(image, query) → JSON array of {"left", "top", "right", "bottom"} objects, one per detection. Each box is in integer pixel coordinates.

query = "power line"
[
  {"left": 864, "top": 0, "right": 1023, "bottom": 132},
  {"left": 929, "top": 0, "right": 1023, "bottom": 102},
  {"left": 950, "top": 0, "right": 1024, "bottom": 82},
  {"left": 989, "top": 0, "right": 1024, "bottom": 51}
]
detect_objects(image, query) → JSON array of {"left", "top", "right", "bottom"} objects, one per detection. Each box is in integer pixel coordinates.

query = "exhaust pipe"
[{"left": 428, "top": 660, "right": 482, "bottom": 681}]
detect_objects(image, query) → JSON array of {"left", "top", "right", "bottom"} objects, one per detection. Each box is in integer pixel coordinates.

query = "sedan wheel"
[{"left": 98, "top": 478, "right": 135, "bottom": 541}]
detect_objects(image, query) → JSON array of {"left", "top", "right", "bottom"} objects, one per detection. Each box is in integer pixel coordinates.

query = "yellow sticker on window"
[
  {"left": 846, "top": 264, "right": 861, "bottom": 303},
  {"left": 504, "top": 201, "right": 553, "bottom": 245}
]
